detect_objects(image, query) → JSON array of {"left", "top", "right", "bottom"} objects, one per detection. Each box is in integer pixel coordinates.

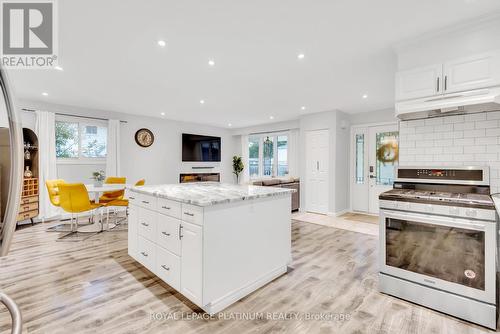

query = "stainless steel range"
[{"left": 378, "top": 166, "right": 498, "bottom": 329}]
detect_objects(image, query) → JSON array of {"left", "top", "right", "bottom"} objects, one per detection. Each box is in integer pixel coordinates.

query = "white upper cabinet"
[
  {"left": 396, "top": 64, "right": 442, "bottom": 101},
  {"left": 395, "top": 50, "right": 500, "bottom": 102},
  {"left": 443, "top": 51, "right": 500, "bottom": 94}
]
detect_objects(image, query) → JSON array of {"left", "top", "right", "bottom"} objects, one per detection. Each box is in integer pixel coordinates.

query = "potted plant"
[
  {"left": 91, "top": 170, "right": 106, "bottom": 187},
  {"left": 232, "top": 156, "right": 244, "bottom": 184}
]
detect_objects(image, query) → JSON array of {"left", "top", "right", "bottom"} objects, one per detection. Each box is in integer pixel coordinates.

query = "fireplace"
[{"left": 180, "top": 173, "right": 220, "bottom": 183}]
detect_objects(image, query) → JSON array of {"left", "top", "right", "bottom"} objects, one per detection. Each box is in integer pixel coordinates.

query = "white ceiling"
[{"left": 8, "top": 0, "right": 500, "bottom": 128}]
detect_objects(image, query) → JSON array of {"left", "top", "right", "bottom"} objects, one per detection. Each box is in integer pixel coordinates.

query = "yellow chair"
[
  {"left": 58, "top": 183, "right": 104, "bottom": 240},
  {"left": 46, "top": 179, "right": 65, "bottom": 207},
  {"left": 46, "top": 179, "right": 73, "bottom": 232},
  {"left": 106, "top": 179, "right": 145, "bottom": 227},
  {"left": 98, "top": 177, "right": 126, "bottom": 204}
]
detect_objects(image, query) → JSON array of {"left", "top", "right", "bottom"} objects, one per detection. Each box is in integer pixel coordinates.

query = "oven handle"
[{"left": 381, "top": 210, "right": 487, "bottom": 231}]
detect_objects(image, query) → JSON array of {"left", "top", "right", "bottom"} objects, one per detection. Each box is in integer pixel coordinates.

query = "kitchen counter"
[
  {"left": 127, "top": 182, "right": 292, "bottom": 314},
  {"left": 128, "top": 182, "right": 295, "bottom": 207}
]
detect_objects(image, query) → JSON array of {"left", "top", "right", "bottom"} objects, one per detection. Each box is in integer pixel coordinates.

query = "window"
[
  {"left": 249, "top": 137, "right": 260, "bottom": 178},
  {"left": 355, "top": 134, "right": 364, "bottom": 184},
  {"left": 248, "top": 133, "right": 289, "bottom": 179},
  {"left": 56, "top": 117, "right": 107, "bottom": 161}
]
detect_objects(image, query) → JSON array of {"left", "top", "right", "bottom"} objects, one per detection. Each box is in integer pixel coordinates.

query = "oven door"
[{"left": 379, "top": 209, "right": 496, "bottom": 304}]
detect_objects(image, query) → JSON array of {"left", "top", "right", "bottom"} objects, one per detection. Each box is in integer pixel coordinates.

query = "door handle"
[
  {"left": 179, "top": 225, "right": 183, "bottom": 239},
  {"left": 436, "top": 77, "right": 440, "bottom": 92},
  {"left": 316, "top": 161, "right": 319, "bottom": 170},
  {"left": 369, "top": 175, "right": 376, "bottom": 179},
  {"left": 444, "top": 75, "right": 448, "bottom": 91},
  {"left": 161, "top": 231, "right": 170, "bottom": 236}
]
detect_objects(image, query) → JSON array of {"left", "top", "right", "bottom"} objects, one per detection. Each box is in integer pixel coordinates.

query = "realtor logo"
[{"left": 1, "top": 0, "right": 58, "bottom": 68}]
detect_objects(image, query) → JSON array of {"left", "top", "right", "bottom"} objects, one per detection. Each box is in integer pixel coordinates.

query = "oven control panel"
[
  {"left": 379, "top": 200, "right": 496, "bottom": 222},
  {"left": 396, "top": 167, "right": 485, "bottom": 183}
]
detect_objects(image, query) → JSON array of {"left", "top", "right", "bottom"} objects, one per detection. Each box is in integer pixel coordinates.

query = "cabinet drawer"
[
  {"left": 157, "top": 198, "right": 181, "bottom": 219},
  {"left": 181, "top": 204, "right": 203, "bottom": 225},
  {"left": 156, "top": 245, "right": 181, "bottom": 291},
  {"left": 156, "top": 214, "right": 181, "bottom": 256},
  {"left": 137, "top": 194, "right": 157, "bottom": 210},
  {"left": 138, "top": 208, "right": 157, "bottom": 242},
  {"left": 19, "top": 201, "right": 38, "bottom": 213},
  {"left": 137, "top": 236, "right": 156, "bottom": 269},
  {"left": 20, "top": 196, "right": 38, "bottom": 205},
  {"left": 127, "top": 192, "right": 140, "bottom": 206},
  {"left": 17, "top": 209, "right": 38, "bottom": 221}
]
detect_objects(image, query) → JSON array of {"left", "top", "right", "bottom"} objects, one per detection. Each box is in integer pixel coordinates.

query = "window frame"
[
  {"left": 55, "top": 115, "right": 108, "bottom": 165},
  {"left": 249, "top": 131, "right": 289, "bottom": 179}
]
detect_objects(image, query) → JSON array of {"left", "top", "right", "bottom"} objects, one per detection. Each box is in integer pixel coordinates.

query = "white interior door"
[
  {"left": 368, "top": 125, "right": 399, "bottom": 213},
  {"left": 305, "top": 129, "right": 329, "bottom": 214},
  {"left": 351, "top": 124, "right": 398, "bottom": 214}
]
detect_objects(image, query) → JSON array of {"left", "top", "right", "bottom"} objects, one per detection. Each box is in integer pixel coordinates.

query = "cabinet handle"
[
  {"left": 436, "top": 77, "right": 440, "bottom": 92},
  {"left": 142, "top": 200, "right": 149, "bottom": 204},
  {"left": 140, "top": 252, "right": 148, "bottom": 257},
  {"left": 444, "top": 75, "right": 447, "bottom": 91},
  {"left": 129, "top": 196, "right": 135, "bottom": 200},
  {"left": 179, "top": 225, "right": 183, "bottom": 239},
  {"left": 161, "top": 265, "right": 170, "bottom": 271},
  {"left": 183, "top": 212, "right": 194, "bottom": 217},
  {"left": 141, "top": 222, "right": 149, "bottom": 227},
  {"left": 161, "top": 206, "right": 171, "bottom": 210},
  {"left": 161, "top": 231, "right": 170, "bottom": 236}
]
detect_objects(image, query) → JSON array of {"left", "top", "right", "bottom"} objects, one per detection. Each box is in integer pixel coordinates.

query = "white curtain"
[
  {"left": 106, "top": 119, "right": 121, "bottom": 178},
  {"left": 240, "top": 135, "right": 249, "bottom": 184},
  {"left": 288, "top": 129, "right": 300, "bottom": 178},
  {"left": 35, "top": 111, "right": 59, "bottom": 221}
]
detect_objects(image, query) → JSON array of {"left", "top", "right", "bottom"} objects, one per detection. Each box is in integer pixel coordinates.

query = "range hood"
[{"left": 395, "top": 87, "right": 500, "bottom": 120}]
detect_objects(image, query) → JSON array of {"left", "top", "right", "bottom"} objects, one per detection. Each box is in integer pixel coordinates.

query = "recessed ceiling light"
[
  {"left": 157, "top": 40, "right": 166, "bottom": 47},
  {"left": 301, "top": 106, "right": 306, "bottom": 111},
  {"left": 160, "top": 112, "right": 165, "bottom": 116},
  {"left": 41, "top": 92, "right": 48, "bottom": 96},
  {"left": 228, "top": 123, "right": 232, "bottom": 127},
  {"left": 54, "top": 65, "right": 63, "bottom": 71},
  {"left": 269, "top": 116, "right": 274, "bottom": 120},
  {"left": 208, "top": 59, "right": 215, "bottom": 67},
  {"left": 362, "top": 94, "right": 368, "bottom": 99},
  {"left": 297, "top": 53, "right": 305, "bottom": 60},
  {"left": 200, "top": 99, "right": 205, "bottom": 104}
]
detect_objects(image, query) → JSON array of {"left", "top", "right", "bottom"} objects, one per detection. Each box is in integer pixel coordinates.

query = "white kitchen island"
[{"left": 127, "top": 182, "right": 294, "bottom": 313}]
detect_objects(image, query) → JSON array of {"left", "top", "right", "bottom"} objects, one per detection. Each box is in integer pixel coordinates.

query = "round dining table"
[{"left": 84, "top": 183, "right": 132, "bottom": 203}]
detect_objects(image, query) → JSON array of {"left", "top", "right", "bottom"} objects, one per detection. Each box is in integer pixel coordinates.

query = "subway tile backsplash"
[{"left": 399, "top": 111, "right": 500, "bottom": 193}]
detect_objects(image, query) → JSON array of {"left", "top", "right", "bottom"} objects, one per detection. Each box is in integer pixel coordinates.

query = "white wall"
[
  {"left": 335, "top": 111, "right": 350, "bottom": 213},
  {"left": 349, "top": 108, "right": 396, "bottom": 125},
  {"left": 18, "top": 100, "right": 236, "bottom": 185},
  {"left": 396, "top": 16, "right": 500, "bottom": 70}
]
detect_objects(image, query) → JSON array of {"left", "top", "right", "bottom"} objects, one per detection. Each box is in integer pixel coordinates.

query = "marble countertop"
[{"left": 128, "top": 182, "right": 295, "bottom": 207}]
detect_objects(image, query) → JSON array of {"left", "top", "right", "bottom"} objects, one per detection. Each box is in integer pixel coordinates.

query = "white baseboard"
[{"left": 203, "top": 265, "right": 287, "bottom": 314}]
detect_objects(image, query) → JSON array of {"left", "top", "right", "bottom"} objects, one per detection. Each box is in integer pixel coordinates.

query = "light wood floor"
[{"left": 0, "top": 220, "right": 497, "bottom": 334}]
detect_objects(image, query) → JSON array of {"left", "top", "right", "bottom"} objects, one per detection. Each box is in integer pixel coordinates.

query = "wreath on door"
[{"left": 377, "top": 141, "right": 399, "bottom": 165}]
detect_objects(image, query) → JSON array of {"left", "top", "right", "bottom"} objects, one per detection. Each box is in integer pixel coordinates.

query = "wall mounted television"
[{"left": 182, "top": 133, "right": 221, "bottom": 162}]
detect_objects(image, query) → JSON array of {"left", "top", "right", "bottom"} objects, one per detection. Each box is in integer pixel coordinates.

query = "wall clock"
[{"left": 135, "top": 128, "right": 154, "bottom": 147}]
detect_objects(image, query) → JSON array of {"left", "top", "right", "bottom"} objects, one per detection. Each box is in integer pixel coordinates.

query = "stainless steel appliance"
[
  {"left": 0, "top": 65, "right": 23, "bottom": 256},
  {"left": 379, "top": 166, "right": 497, "bottom": 329}
]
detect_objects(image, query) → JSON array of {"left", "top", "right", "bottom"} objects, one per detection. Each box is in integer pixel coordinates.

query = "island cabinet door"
[
  {"left": 180, "top": 221, "right": 203, "bottom": 306},
  {"left": 156, "top": 214, "right": 181, "bottom": 256},
  {"left": 128, "top": 204, "right": 138, "bottom": 260}
]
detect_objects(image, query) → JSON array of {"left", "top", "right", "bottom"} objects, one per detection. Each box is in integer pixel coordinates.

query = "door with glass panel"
[{"left": 351, "top": 124, "right": 398, "bottom": 214}]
